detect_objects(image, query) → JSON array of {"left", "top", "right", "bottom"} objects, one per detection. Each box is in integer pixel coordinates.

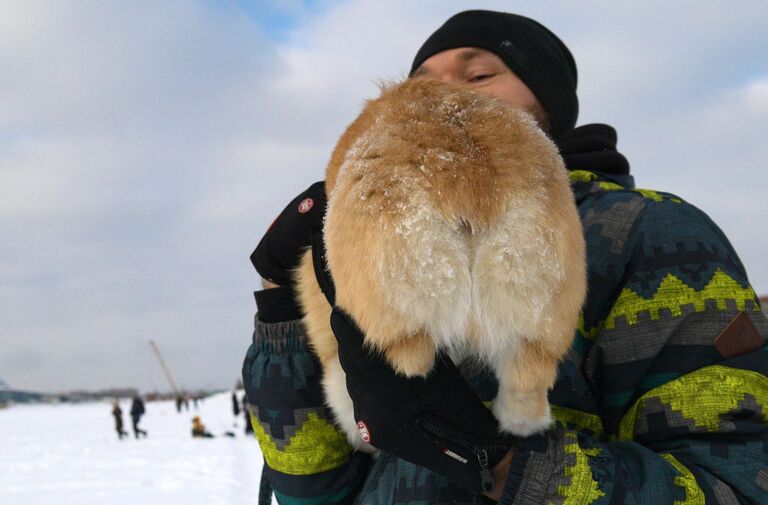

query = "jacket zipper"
[
  {"left": 417, "top": 417, "right": 505, "bottom": 493},
  {"left": 475, "top": 448, "right": 495, "bottom": 493}
]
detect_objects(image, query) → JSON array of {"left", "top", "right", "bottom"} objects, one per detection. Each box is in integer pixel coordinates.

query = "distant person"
[
  {"left": 183, "top": 393, "right": 190, "bottom": 411},
  {"left": 175, "top": 395, "right": 183, "bottom": 413},
  {"left": 191, "top": 415, "right": 214, "bottom": 438},
  {"left": 130, "top": 396, "right": 148, "bottom": 438},
  {"left": 111, "top": 400, "right": 128, "bottom": 440},
  {"left": 242, "top": 395, "right": 253, "bottom": 435},
  {"left": 232, "top": 391, "right": 240, "bottom": 417}
]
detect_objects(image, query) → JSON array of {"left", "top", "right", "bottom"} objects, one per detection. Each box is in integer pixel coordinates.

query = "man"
[
  {"left": 130, "top": 395, "right": 148, "bottom": 438},
  {"left": 232, "top": 390, "right": 241, "bottom": 419},
  {"left": 243, "top": 10, "right": 768, "bottom": 504},
  {"left": 111, "top": 399, "right": 128, "bottom": 440},
  {"left": 243, "top": 393, "right": 254, "bottom": 435}
]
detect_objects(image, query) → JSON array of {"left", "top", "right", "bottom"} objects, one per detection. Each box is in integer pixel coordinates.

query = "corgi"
[{"left": 295, "top": 79, "right": 586, "bottom": 451}]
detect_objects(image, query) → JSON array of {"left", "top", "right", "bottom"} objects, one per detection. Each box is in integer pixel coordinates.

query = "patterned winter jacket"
[{"left": 243, "top": 170, "right": 768, "bottom": 504}]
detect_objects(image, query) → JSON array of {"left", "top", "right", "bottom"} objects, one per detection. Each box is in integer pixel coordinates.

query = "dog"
[{"left": 295, "top": 79, "right": 586, "bottom": 451}]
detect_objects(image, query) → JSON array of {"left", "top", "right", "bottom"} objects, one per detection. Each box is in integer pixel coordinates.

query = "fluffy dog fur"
[{"left": 295, "top": 79, "right": 586, "bottom": 450}]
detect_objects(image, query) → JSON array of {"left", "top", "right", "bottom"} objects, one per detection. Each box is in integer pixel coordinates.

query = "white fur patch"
[
  {"left": 377, "top": 188, "right": 472, "bottom": 348},
  {"left": 322, "top": 357, "right": 376, "bottom": 453},
  {"left": 471, "top": 198, "right": 562, "bottom": 365}
]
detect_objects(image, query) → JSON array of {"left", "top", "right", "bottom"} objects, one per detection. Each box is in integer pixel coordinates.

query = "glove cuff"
[{"left": 255, "top": 287, "right": 302, "bottom": 323}]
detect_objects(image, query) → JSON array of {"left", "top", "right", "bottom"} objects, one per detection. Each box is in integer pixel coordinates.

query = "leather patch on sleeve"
[{"left": 714, "top": 311, "right": 763, "bottom": 358}]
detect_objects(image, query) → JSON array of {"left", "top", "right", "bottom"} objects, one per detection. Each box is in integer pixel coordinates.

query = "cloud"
[
  {"left": 0, "top": 1, "right": 282, "bottom": 392},
  {"left": 657, "top": 76, "right": 768, "bottom": 293},
  {"left": 743, "top": 78, "right": 768, "bottom": 113}
]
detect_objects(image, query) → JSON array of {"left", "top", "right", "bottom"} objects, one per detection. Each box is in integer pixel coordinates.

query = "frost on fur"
[{"left": 323, "top": 358, "right": 377, "bottom": 453}]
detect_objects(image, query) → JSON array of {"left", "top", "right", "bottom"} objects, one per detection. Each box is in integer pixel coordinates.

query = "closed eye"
[{"left": 468, "top": 73, "right": 495, "bottom": 83}]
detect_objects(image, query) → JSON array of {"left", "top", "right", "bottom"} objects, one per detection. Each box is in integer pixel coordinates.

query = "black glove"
[
  {"left": 250, "top": 181, "right": 326, "bottom": 286},
  {"left": 330, "top": 308, "right": 516, "bottom": 494}
]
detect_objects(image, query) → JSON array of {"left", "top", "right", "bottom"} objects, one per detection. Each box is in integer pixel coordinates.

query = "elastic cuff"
[
  {"left": 253, "top": 319, "right": 308, "bottom": 354},
  {"left": 498, "top": 434, "right": 551, "bottom": 504},
  {"left": 255, "top": 286, "right": 302, "bottom": 323},
  {"left": 264, "top": 452, "right": 371, "bottom": 499}
]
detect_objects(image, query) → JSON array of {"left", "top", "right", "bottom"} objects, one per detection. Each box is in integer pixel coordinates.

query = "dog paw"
[
  {"left": 492, "top": 391, "right": 552, "bottom": 437},
  {"left": 496, "top": 414, "right": 552, "bottom": 437}
]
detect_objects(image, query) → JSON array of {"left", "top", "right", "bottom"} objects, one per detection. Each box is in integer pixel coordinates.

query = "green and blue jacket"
[{"left": 243, "top": 170, "right": 768, "bottom": 504}]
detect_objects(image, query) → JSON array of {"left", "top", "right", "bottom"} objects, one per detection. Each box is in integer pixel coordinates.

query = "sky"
[{"left": 1, "top": 0, "right": 767, "bottom": 393}]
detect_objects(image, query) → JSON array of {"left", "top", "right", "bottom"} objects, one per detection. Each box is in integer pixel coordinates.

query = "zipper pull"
[{"left": 475, "top": 448, "right": 495, "bottom": 493}]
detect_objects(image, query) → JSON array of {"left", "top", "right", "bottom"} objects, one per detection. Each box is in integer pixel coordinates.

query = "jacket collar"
[{"left": 569, "top": 170, "right": 636, "bottom": 204}]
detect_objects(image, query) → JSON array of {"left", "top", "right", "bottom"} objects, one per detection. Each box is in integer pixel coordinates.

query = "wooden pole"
[{"left": 148, "top": 340, "right": 180, "bottom": 397}]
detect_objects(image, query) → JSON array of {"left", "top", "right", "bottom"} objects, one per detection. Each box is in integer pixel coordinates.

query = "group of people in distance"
[
  {"left": 110, "top": 391, "right": 254, "bottom": 440},
  {"left": 110, "top": 396, "right": 148, "bottom": 440}
]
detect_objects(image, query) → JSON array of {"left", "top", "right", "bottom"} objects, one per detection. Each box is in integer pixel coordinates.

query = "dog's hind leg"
[{"left": 491, "top": 340, "right": 559, "bottom": 436}]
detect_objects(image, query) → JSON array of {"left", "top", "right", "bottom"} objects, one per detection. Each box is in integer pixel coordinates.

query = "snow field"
[{"left": 0, "top": 392, "right": 276, "bottom": 505}]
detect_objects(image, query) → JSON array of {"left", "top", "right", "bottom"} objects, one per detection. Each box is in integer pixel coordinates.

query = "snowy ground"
[{"left": 0, "top": 392, "right": 276, "bottom": 505}]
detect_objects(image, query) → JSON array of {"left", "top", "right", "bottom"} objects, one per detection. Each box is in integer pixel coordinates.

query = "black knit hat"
[{"left": 410, "top": 10, "right": 578, "bottom": 138}]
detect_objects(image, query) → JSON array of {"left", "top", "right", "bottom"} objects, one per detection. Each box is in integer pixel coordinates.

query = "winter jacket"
[
  {"left": 243, "top": 168, "right": 768, "bottom": 504},
  {"left": 130, "top": 398, "right": 145, "bottom": 419}
]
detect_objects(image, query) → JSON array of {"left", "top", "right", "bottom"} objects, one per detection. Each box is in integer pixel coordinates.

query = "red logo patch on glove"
[
  {"left": 357, "top": 420, "right": 371, "bottom": 443},
  {"left": 298, "top": 198, "right": 314, "bottom": 214}
]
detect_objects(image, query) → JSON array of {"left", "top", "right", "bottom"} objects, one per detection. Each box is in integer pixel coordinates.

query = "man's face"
[{"left": 412, "top": 47, "right": 548, "bottom": 129}]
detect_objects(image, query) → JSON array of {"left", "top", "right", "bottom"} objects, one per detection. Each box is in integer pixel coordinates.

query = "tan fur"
[{"left": 295, "top": 79, "right": 586, "bottom": 446}]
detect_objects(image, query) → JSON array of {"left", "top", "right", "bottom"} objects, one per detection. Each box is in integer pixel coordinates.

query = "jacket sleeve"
[
  {"left": 242, "top": 286, "right": 371, "bottom": 505},
  {"left": 499, "top": 192, "right": 768, "bottom": 504}
]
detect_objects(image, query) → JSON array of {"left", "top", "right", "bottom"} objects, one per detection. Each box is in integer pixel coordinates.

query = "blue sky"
[
  {"left": 226, "top": 0, "right": 331, "bottom": 39},
  {"left": 1, "top": 1, "right": 767, "bottom": 393}
]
